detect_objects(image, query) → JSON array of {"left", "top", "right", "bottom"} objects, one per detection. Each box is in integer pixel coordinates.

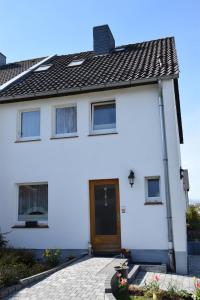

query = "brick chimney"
[
  {"left": 93, "top": 25, "right": 115, "bottom": 55},
  {"left": 0, "top": 53, "right": 6, "bottom": 66}
]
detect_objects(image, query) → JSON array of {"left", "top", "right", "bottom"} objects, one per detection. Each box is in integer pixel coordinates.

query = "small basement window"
[
  {"left": 145, "top": 177, "right": 161, "bottom": 203},
  {"left": 34, "top": 64, "right": 52, "bottom": 72},
  {"left": 68, "top": 60, "right": 84, "bottom": 67}
]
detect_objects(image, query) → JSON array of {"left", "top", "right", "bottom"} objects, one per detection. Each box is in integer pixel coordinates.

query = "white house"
[{"left": 0, "top": 25, "right": 189, "bottom": 274}]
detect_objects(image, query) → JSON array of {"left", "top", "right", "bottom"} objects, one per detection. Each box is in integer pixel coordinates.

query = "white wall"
[
  {"left": 162, "top": 79, "right": 187, "bottom": 254},
  {"left": 0, "top": 84, "right": 184, "bottom": 256}
]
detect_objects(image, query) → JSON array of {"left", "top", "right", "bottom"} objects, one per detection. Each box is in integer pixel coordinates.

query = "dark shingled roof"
[
  {"left": 0, "top": 37, "right": 179, "bottom": 100},
  {"left": 0, "top": 57, "right": 44, "bottom": 86}
]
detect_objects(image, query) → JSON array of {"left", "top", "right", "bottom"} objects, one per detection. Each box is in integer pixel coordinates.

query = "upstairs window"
[
  {"left": 54, "top": 105, "right": 77, "bottom": 136},
  {"left": 19, "top": 110, "right": 40, "bottom": 139},
  {"left": 18, "top": 184, "right": 48, "bottom": 221},
  {"left": 91, "top": 101, "right": 116, "bottom": 132},
  {"left": 145, "top": 177, "right": 161, "bottom": 203}
]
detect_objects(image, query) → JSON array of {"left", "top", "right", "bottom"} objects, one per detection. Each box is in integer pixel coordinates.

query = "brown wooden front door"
[{"left": 89, "top": 179, "right": 121, "bottom": 253}]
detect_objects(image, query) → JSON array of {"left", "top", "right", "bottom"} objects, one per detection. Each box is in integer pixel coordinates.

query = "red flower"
[{"left": 120, "top": 278, "right": 127, "bottom": 286}]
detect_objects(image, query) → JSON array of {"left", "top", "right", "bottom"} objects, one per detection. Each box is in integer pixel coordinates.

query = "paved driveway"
[{"left": 6, "top": 256, "right": 117, "bottom": 300}]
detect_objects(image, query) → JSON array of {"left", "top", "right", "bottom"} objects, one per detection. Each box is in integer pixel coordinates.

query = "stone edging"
[{"left": 0, "top": 255, "right": 86, "bottom": 299}]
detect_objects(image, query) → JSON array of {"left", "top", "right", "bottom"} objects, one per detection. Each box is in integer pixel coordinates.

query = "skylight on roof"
[
  {"left": 34, "top": 64, "right": 52, "bottom": 72},
  {"left": 68, "top": 60, "right": 84, "bottom": 67},
  {"left": 114, "top": 47, "right": 125, "bottom": 52}
]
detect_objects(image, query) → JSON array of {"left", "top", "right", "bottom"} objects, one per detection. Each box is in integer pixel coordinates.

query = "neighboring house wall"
[{"left": 0, "top": 83, "right": 187, "bottom": 273}]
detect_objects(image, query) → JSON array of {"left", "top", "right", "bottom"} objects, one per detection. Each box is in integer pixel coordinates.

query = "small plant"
[
  {"left": 193, "top": 278, "right": 200, "bottom": 300},
  {"left": 167, "top": 281, "right": 179, "bottom": 298},
  {"left": 116, "top": 272, "right": 128, "bottom": 296},
  {"left": 43, "top": 249, "right": 61, "bottom": 267},
  {"left": 0, "top": 230, "right": 7, "bottom": 249},
  {"left": 144, "top": 275, "right": 160, "bottom": 299}
]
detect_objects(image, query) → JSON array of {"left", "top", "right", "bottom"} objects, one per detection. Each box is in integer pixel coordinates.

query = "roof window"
[
  {"left": 68, "top": 60, "right": 84, "bottom": 67},
  {"left": 114, "top": 47, "right": 125, "bottom": 52},
  {"left": 34, "top": 64, "right": 52, "bottom": 72}
]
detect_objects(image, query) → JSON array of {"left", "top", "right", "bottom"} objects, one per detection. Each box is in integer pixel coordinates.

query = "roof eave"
[{"left": 0, "top": 74, "right": 179, "bottom": 104}]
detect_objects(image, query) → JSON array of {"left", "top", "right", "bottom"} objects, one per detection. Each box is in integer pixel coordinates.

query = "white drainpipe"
[{"left": 158, "top": 79, "right": 175, "bottom": 272}]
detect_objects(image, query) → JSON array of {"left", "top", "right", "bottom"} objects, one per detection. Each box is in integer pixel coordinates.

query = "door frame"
[{"left": 89, "top": 178, "right": 121, "bottom": 252}]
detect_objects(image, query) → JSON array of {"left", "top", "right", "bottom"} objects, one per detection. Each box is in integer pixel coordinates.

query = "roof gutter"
[
  {"left": 158, "top": 79, "right": 175, "bottom": 272},
  {"left": 0, "top": 55, "right": 56, "bottom": 92}
]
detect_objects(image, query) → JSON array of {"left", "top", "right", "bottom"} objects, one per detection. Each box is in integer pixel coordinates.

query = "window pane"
[
  {"left": 21, "top": 111, "right": 40, "bottom": 138},
  {"left": 18, "top": 184, "right": 48, "bottom": 221},
  {"left": 93, "top": 103, "right": 116, "bottom": 130},
  {"left": 148, "top": 179, "right": 160, "bottom": 198},
  {"left": 56, "top": 106, "right": 77, "bottom": 134},
  {"left": 94, "top": 184, "right": 117, "bottom": 235}
]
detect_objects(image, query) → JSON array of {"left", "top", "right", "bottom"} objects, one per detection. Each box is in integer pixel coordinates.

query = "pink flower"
[
  {"left": 120, "top": 278, "right": 127, "bottom": 286},
  {"left": 116, "top": 272, "right": 122, "bottom": 278},
  {"left": 152, "top": 275, "right": 160, "bottom": 282},
  {"left": 195, "top": 281, "right": 200, "bottom": 289}
]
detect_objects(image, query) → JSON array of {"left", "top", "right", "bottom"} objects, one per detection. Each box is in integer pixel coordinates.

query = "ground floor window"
[
  {"left": 18, "top": 184, "right": 48, "bottom": 221},
  {"left": 145, "top": 177, "right": 161, "bottom": 203}
]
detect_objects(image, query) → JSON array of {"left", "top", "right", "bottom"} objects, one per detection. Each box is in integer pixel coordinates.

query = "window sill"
[
  {"left": 15, "top": 138, "right": 41, "bottom": 143},
  {"left": 144, "top": 202, "right": 163, "bottom": 205},
  {"left": 88, "top": 131, "right": 118, "bottom": 137},
  {"left": 50, "top": 135, "right": 79, "bottom": 140},
  {"left": 12, "top": 224, "right": 49, "bottom": 229}
]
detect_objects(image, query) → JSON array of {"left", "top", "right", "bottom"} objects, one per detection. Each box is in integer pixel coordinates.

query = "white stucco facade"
[{"left": 0, "top": 81, "right": 188, "bottom": 273}]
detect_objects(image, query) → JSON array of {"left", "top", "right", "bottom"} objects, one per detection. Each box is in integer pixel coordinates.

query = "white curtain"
[
  {"left": 18, "top": 185, "right": 48, "bottom": 221},
  {"left": 21, "top": 110, "right": 40, "bottom": 137},
  {"left": 56, "top": 107, "right": 77, "bottom": 134}
]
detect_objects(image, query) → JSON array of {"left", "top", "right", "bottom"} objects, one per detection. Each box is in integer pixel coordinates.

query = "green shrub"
[
  {"left": 0, "top": 263, "right": 29, "bottom": 288},
  {"left": 30, "top": 263, "right": 47, "bottom": 275},
  {"left": 0, "top": 249, "right": 35, "bottom": 267},
  {"left": 186, "top": 206, "right": 200, "bottom": 230}
]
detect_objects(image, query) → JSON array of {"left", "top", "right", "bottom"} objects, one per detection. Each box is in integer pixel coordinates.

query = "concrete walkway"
[
  {"left": 131, "top": 256, "right": 200, "bottom": 293},
  {"left": 5, "top": 256, "right": 120, "bottom": 300}
]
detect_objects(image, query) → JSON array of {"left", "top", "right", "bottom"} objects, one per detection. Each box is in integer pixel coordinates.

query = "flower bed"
[
  {"left": 0, "top": 248, "right": 65, "bottom": 289},
  {"left": 115, "top": 274, "right": 200, "bottom": 300}
]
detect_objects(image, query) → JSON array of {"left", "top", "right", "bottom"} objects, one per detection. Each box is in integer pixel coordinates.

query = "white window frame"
[
  {"left": 52, "top": 103, "right": 78, "bottom": 138},
  {"left": 145, "top": 176, "right": 161, "bottom": 203},
  {"left": 90, "top": 100, "right": 117, "bottom": 135},
  {"left": 16, "top": 182, "right": 48, "bottom": 225},
  {"left": 17, "top": 108, "right": 41, "bottom": 141}
]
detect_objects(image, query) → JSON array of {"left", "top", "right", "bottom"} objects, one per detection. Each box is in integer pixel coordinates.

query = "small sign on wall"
[{"left": 121, "top": 206, "right": 126, "bottom": 213}]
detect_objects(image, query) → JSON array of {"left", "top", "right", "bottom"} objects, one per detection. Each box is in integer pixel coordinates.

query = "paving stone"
[{"left": 4, "top": 256, "right": 122, "bottom": 299}]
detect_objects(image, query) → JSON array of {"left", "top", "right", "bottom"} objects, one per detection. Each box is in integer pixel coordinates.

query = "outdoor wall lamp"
[
  {"left": 180, "top": 167, "right": 184, "bottom": 180},
  {"left": 128, "top": 170, "right": 135, "bottom": 187}
]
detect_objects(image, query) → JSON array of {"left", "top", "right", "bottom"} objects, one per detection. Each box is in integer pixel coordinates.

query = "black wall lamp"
[
  {"left": 128, "top": 170, "right": 135, "bottom": 187},
  {"left": 180, "top": 167, "right": 184, "bottom": 180}
]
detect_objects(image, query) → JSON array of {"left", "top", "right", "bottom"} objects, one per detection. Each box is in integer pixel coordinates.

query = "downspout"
[{"left": 158, "top": 79, "right": 175, "bottom": 272}]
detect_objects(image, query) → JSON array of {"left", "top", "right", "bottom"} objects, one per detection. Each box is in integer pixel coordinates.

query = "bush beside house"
[{"left": 0, "top": 231, "right": 61, "bottom": 289}]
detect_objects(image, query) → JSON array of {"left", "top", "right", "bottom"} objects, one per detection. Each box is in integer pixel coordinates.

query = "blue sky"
[{"left": 0, "top": 0, "right": 199, "bottom": 200}]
